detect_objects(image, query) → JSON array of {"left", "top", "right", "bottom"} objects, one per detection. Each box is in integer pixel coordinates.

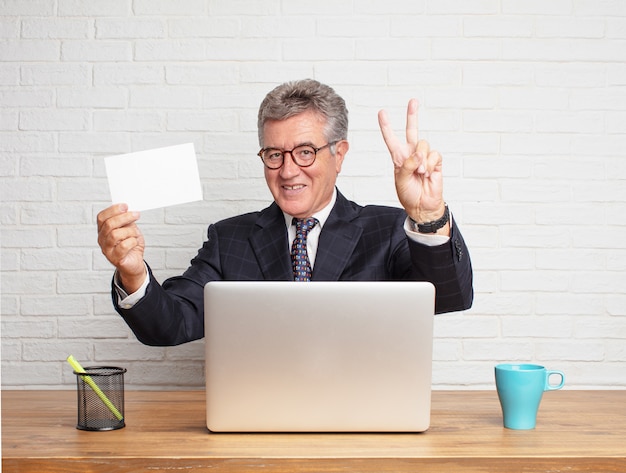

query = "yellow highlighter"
[{"left": 67, "top": 355, "right": 124, "bottom": 422}]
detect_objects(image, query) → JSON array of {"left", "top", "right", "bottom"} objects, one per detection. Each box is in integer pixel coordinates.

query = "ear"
[{"left": 334, "top": 140, "right": 349, "bottom": 174}]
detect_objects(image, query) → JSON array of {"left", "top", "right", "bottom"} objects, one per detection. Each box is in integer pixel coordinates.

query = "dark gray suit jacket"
[{"left": 115, "top": 190, "right": 473, "bottom": 346}]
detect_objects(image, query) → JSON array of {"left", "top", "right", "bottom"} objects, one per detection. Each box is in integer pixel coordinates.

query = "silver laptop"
[{"left": 204, "top": 281, "right": 435, "bottom": 432}]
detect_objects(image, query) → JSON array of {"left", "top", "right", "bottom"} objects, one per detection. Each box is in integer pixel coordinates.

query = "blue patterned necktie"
[{"left": 291, "top": 217, "right": 318, "bottom": 281}]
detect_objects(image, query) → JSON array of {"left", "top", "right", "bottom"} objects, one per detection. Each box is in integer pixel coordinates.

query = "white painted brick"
[
  {"left": 0, "top": 18, "right": 18, "bottom": 38},
  {"left": 470, "top": 248, "right": 534, "bottom": 270},
  {"left": 165, "top": 339, "right": 205, "bottom": 361},
  {"left": 59, "top": 132, "right": 130, "bottom": 154},
  {"left": 355, "top": 38, "right": 428, "bottom": 61},
  {"left": 20, "top": 156, "right": 92, "bottom": 177},
  {"left": 23, "top": 340, "right": 92, "bottom": 362},
  {"left": 1, "top": 178, "right": 53, "bottom": 201},
  {"left": 165, "top": 64, "right": 239, "bottom": 85},
  {"left": 606, "top": 340, "right": 626, "bottom": 362},
  {"left": 21, "top": 295, "right": 91, "bottom": 316},
  {"left": 0, "top": 89, "right": 54, "bottom": 107},
  {"left": 0, "top": 64, "right": 18, "bottom": 85},
  {"left": 463, "top": 63, "right": 531, "bottom": 86},
  {"left": 390, "top": 16, "right": 460, "bottom": 38},
  {"left": 3, "top": 272, "right": 56, "bottom": 295},
  {"left": 56, "top": 87, "right": 128, "bottom": 109},
  {"left": 21, "top": 18, "right": 90, "bottom": 39},
  {"left": 129, "top": 86, "right": 203, "bottom": 109},
  {"left": 434, "top": 314, "right": 499, "bottom": 339},
  {"left": 21, "top": 203, "right": 91, "bottom": 225},
  {"left": 58, "top": 178, "right": 109, "bottom": 203},
  {"left": 536, "top": 293, "right": 605, "bottom": 316},
  {"left": 433, "top": 339, "right": 461, "bottom": 362},
  {"left": 606, "top": 295, "right": 626, "bottom": 317},
  {"left": 57, "top": 0, "right": 130, "bottom": 17},
  {"left": 535, "top": 249, "right": 606, "bottom": 271},
  {"left": 57, "top": 270, "right": 113, "bottom": 295},
  {"left": 536, "top": 340, "right": 605, "bottom": 362},
  {"left": 536, "top": 17, "right": 605, "bottom": 38},
  {"left": 0, "top": 153, "right": 17, "bottom": 175},
  {"left": 428, "top": 0, "right": 498, "bottom": 15},
  {"left": 1, "top": 296, "right": 18, "bottom": 316},
  {"left": 61, "top": 40, "right": 132, "bottom": 62},
  {"left": 1, "top": 0, "right": 55, "bottom": 16},
  {"left": 20, "top": 109, "right": 90, "bottom": 131},
  {"left": 94, "top": 64, "right": 164, "bottom": 85},
  {"left": 500, "top": 270, "right": 570, "bottom": 292},
  {"left": 2, "top": 319, "right": 57, "bottom": 338},
  {"left": 607, "top": 18, "right": 626, "bottom": 39},
  {"left": 574, "top": 1, "right": 626, "bottom": 16},
  {"left": 60, "top": 317, "right": 129, "bottom": 339},
  {"left": 463, "top": 340, "right": 535, "bottom": 361},
  {"left": 571, "top": 271, "right": 626, "bottom": 294},
  {"left": 463, "top": 16, "right": 533, "bottom": 37},
  {"left": 1, "top": 340, "right": 21, "bottom": 361},
  {"left": 502, "top": 0, "right": 571, "bottom": 15},
  {"left": 1, "top": 362, "right": 63, "bottom": 386},
  {"left": 95, "top": 18, "right": 165, "bottom": 39},
  {"left": 574, "top": 317, "right": 626, "bottom": 339},
  {"left": 166, "top": 110, "right": 238, "bottom": 132},
  {"left": 168, "top": 18, "right": 239, "bottom": 38},
  {"left": 241, "top": 16, "right": 315, "bottom": 38},
  {"left": 134, "top": 40, "right": 207, "bottom": 61},
  {"left": 501, "top": 180, "right": 570, "bottom": 203},
  {"left": 432, "top": 38, "right": 501, "bottom": 61},
  {"left": 21, "top": 249, "right": 91, "bottom": 271},
  {"left": 501, "top": 316, "right": 575, "bottom": 339},
  {"left": 500, "top": 224, "right": 570, "bottom": 249},
  {"left": 0, "top": 40, "right": 59, "bottom": 61},
  {"left": 1, "top": 249, "right": 19, "bottom": 271},
  {"left": 463, "top": 110, "right": 533, "bottom": 133},
  {"left": 534, "top": 64, "right": 606, "bottom": 88},
  {"left": 469, "top": 292, "right": 532, "bottom": 315},
  {"left": 123, "top": 361, "right": 205, "bottom": 387},
  {"left": 95, "top": 341, "right": 165, "bottom": 362},
  {"left": 21, "top": 64, "right": 91, "bottom": 86},
  {"left": 1, "top": 228, "right": 55, "bottom": 249},
  {"left": 0, "top": 132, "right": 56, "bottom": 153},
  {"left": 93, "top": 111, "right": 163, "bottom": 132},
  {"left": 133, "top": 0, "right": 206, "bottom": 15}
]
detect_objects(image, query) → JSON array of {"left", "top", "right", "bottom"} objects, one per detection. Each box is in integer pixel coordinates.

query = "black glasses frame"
[{"left": 257, "top": 142, "right": 336, "bottom": 169}]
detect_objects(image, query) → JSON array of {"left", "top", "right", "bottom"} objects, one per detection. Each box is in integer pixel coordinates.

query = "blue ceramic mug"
[{"left": 495, "top": 363, "right": 565, "bottom": 430}]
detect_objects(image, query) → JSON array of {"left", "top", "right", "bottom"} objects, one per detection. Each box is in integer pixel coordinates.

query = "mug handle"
[{"left": 545, "top": 370, "right": 565, "bottom": 391}]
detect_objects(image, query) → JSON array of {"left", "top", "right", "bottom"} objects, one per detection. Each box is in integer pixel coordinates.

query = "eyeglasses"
[{"left": 257, "top": 142, "right": 336, "bottom": 170}]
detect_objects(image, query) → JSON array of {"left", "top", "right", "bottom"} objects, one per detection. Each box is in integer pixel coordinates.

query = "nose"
[{"left": 279, "top": 151, "right": 300, "bottom": 177}]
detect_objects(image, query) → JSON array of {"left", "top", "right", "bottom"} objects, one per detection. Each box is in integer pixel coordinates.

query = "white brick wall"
[{"left": 2, "top": 0, "right": 625, "bottom": 390}]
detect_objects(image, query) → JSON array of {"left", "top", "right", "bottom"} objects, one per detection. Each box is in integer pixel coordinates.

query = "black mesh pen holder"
[{"left": 74, "top": 366, "right": 127, "bottom": 431}]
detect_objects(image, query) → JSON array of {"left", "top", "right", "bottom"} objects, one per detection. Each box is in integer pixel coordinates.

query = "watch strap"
[{"left": 409, "top": 204, "right": 449, "bottom": 233}]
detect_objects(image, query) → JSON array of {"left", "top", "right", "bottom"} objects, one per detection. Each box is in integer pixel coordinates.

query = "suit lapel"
[
  {"left": 249, "top": 203, "right": 293, "bottom": 280},
  {"left": 312, "top": 191, "right": 363, "bottom": 281}
]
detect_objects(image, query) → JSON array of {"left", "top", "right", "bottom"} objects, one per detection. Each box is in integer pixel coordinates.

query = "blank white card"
[{"left": 105, "top": 143, "right": 203, "bottom": 212}]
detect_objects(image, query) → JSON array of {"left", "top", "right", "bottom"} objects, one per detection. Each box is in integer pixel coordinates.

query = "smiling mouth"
[{"left": 282, "top": 184, "right": 306, "bottom": 190}]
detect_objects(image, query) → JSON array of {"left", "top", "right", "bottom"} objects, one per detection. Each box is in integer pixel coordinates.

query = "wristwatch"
[{"left": 409, "top": 204, "right": 449, "bottom": 233}]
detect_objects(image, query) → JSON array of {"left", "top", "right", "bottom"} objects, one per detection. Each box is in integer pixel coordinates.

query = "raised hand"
[{"left": 378, "top": 99, "right": 447, "bottom": 229}]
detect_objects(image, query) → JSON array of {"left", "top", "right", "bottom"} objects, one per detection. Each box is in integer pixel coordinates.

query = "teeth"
[{"left": 284, "top": 185, "right": 304, "bottom": 190}]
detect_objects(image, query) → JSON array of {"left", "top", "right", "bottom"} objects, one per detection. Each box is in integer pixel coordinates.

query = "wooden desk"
[{"left": 2, "top": 390, "right": 625, "bottom": 472}]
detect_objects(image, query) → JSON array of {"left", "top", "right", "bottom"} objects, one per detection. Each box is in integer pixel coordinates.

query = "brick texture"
[{"left": 2, "top": 1, "right": 625, "bottom": 389}]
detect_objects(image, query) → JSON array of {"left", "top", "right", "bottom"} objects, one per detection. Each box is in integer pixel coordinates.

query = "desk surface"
[{"left": 2, "top": 390, "right": 625, "bottom": 472}]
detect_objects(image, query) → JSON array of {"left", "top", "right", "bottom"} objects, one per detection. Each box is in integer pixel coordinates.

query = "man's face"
[{"left": 262, "top": 110, "right": 348, "bottom": 219}]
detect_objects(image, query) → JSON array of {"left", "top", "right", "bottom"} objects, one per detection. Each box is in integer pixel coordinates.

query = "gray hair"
[{"left": 257, "top": 79, "right": 348, "bottom": 147}]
